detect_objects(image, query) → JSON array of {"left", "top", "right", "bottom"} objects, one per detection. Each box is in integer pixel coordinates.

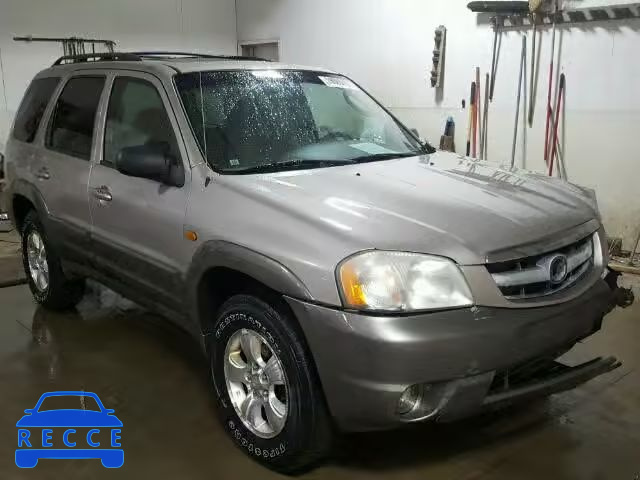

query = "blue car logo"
[{"left": 16, "top": 391, "right": 123, "bottom": 468}]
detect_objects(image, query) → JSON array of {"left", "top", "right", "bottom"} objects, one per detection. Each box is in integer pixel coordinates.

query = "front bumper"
[{"left": 286, "top": 279, "right": 617, "bottom": 431}]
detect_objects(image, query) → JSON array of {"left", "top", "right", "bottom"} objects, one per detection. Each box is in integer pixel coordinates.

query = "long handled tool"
[
  {"left": 548, "top": 73, "right": 565, "bottom": 176},
  {"left": 511, "top": 36, "right": 526, "bottom": 168},
  {"left": 481, "top": 73, "right": 490, "bottom": 160},
  {"left": 528, "top": 0, "right": 543, "bottom": 125},
  {"left": 543, "top": 1, "right": 558, "bottom": 164},
  {"left": 528, "top": 18, "right": 537, "bottom": 125},
  {"left": 522, "top": 37, "right": 527, "bottom": 166},
  {"left": 489, "top": 20, "right": 498, "bottom": 101},
  {"left": 467, "top": 2, "right": 531, "bottom": 103},
  {"left": 544, "top": 99, "right": 566, "bottom": 179},
  {"left": 472, "top": 79, "right": 478, "bottom": 158},
  {"left": 467, "top": 82, "right": 476, "bottom": 156},
  {"left": 476, "top": 67, "right": 481, "bottom": 158},
  {"left": 547, "top": 114, "right": 566, "bottom": 178}
]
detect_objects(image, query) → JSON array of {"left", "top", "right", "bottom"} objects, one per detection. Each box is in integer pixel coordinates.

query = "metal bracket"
[{"left": 494, "top": 2, "right": 640, "bottom": 29}]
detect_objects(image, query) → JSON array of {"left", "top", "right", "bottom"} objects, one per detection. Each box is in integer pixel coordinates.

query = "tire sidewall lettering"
[
  {"left": 227, "top": 421, "right": 288, "bottom": 458},
  {"left": 214, "top": 312, "right": 280, "bottom": 355}
]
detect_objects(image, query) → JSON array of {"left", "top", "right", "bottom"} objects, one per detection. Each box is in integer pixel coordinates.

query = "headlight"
[{"left": 337, "top": 251, "right": 473, "bottom": 312}]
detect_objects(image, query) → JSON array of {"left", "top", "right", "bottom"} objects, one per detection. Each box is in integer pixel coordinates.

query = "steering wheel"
[{"left": 318, "top": 128, "right": 354, "bottom": 142}]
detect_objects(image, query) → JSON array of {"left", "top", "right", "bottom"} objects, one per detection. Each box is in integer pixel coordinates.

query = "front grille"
[{"left": 487, "top": 234, "right": 595, "bottom": 300}]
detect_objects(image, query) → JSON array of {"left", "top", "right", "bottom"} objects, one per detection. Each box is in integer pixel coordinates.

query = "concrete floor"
[{"left": 0, "top": 278, "right": 638, "bottom": 480}]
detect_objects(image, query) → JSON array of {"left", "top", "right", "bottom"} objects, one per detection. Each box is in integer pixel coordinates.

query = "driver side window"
[{"left": 103, "top": 77, "right": 180, "bottom": 169}]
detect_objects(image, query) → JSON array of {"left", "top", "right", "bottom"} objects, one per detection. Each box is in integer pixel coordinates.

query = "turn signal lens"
[
  {"left": 184, "top": 230, "right": 198, "bottom": 242},
  {"left": 339, "top": 262, "right": 368, "bottom": 307}
]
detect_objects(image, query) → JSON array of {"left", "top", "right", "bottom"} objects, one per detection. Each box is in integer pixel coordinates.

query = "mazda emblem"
[{"left": 549, "top": 254, "right": 569, "bottom": 284}]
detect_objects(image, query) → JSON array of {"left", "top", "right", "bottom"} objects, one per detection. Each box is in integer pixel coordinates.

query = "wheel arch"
[
  {"left": 186, "top": 241, "right": 314, "bottom": 335},
  {"left": 7, "top": 179, "right": 50, "bottom": 233}
]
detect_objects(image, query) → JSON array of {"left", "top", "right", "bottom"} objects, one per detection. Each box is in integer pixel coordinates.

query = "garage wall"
[
  {"left": 0, "top": 0, "right": 238, "bottom": 154},
  {"left": 236, "top": 0, "right": 640, "bottom": 248}
]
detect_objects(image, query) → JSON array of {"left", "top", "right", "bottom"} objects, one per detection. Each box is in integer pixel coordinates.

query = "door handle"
[
  {"left": 93, "top": 186, "right": 113, "bottom": 202},
  {"left": 35, "top": 167, "right": 50, "bottom": 180}
]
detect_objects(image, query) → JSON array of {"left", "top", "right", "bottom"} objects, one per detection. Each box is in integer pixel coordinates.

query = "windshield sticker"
[
  {"left": 319, "top": 76, "right": 357, "bottom": 90},
  {"left": 350, "top": 142, "right": 396, "bottom": 155},
  {"left": 252, "top": 70, "right": 283, "bottom": 79}
]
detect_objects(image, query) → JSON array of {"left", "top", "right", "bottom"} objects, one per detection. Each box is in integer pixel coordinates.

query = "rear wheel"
[
  {"left": 209, "top": 294, "right": 332, "bottom": 474},
  {"left": 21, "top": 211, "right": 84, "bottom": 310}
]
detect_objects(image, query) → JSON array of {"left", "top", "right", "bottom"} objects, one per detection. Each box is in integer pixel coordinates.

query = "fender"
[
  {"left": 185, "top": 240, "right": 314, "bottom": 332},
  {"left": 5, "top": 178, "right": 50, "bottom": 229}
]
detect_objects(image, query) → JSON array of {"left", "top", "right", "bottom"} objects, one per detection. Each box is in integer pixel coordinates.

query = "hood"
[{"left": 219, "top": 152, "right": 598, "bottom": 265}]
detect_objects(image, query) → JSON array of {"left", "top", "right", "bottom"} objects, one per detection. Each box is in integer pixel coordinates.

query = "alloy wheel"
[
  {"left": 223, "top": 328, "right": 289, "bottom": 439},
  {"left": 26, "top": 231, "right": 49, "bottom": 292}
]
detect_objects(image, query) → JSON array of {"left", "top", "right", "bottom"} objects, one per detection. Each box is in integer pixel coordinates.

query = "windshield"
[{"left": 175, "top": 70, "right": 428, "bottom": 174}]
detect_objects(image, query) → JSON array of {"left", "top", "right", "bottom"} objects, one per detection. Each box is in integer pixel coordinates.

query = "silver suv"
[{"left": 3, "top": 52, "right": 626, "bottom": 473}]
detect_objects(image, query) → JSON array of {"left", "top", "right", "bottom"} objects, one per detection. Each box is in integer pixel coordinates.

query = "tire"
[
  {"left": 21, "top": 211, "right": 85, "bottom": 311},
  {"left": 209, "top": 294, "right": 332, "bottom": 474}
]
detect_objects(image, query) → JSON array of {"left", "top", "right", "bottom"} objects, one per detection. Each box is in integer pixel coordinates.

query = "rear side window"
[
  {"left": 46, "top": 76, "right": 105, "bottom": 160},
  {"left": 12, "top": 77, "right": 60, "bottom": 143}
]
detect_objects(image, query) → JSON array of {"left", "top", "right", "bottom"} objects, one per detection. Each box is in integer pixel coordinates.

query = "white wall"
[
  {"left": 237, "top": 0, "right": 640, "bottom": 248},
  {"left": 0, "top": 0, "right": 238, "bottom": 153}
]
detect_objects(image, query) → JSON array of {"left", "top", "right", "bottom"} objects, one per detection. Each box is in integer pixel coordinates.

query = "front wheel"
[{"left": 209, "top": 294, "right": 332, "bottom": 474}]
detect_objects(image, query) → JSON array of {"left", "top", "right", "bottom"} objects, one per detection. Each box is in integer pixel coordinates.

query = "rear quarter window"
[{"left": 12, "top": 77, "right": 60, "bottom": 143}]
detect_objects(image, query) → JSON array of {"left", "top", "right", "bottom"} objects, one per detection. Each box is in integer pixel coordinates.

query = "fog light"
[{"left": 397, "top": 384, "right": 422, "bottom": 415}]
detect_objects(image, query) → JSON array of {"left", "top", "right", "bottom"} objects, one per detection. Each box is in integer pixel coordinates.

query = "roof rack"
[
  {"left": 52, "top": 52, "right": 141, "bottom": 66},
  {"left": 131, "top": 51, "right": 271, "bottom": 62},
  {"left": 52, "top": 51, "right": 272, "bottom": 67}
]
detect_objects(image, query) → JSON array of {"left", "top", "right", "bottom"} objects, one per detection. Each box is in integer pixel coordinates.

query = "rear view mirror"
[{"left": 116, "top": 144, "right": 184, "bottom": 187}]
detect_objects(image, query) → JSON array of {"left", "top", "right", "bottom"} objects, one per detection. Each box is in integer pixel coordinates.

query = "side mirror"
[
  {"left": 104, "top": 409, "right": 115, "bottom": 415},
  {"left": 116, "top": 144, "right": 184, "bottom": 187},
  {"left": 410, "top": 128, "right": 420, "bottom": 139},
  {"left": 24, "top": 409, "right": 34, "bottom": 415}
]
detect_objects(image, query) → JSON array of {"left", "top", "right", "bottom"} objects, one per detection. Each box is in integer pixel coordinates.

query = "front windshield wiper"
[
  {"left": 222, "top": 151, "right": 424, "bottom": 174},
  {"left": 349, "top": 152, "right": 420, "bottom": 164},
  {"left": 222, "top": 159, "right": 353, "bottom": 175}
]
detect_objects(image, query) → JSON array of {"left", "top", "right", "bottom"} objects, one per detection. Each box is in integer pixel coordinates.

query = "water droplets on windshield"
[{"left": 175, "top": 69, "right": 424, "bottom": 173}]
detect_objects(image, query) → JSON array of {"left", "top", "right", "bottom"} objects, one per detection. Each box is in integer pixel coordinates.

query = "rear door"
[
  {"left": 39, "top": 73, "right": 107, "bottom": 261},
  {"left": 88, "top": 71, "right": 191, "bottom": 308}
]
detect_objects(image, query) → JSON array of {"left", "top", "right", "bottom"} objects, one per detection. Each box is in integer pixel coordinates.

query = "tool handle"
[
  {"left": 543, "top": 63, "right": 554, "bottom": 162},
  {"left": 549, "top": 73, "right": 566, "bottom": 176},
  {"left": 467, "top": 82, "right": 476, "bottom": 156},
  {"left": 475, "top": 67, "right": 481, "bottom": 159},
  {"left": 544, "top": 2, "right": 558, "bottom": 163}
]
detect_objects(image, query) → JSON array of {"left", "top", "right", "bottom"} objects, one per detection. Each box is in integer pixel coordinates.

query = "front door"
[{"left": 88, "top": 72, "right": 191, "bottom": 309}]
